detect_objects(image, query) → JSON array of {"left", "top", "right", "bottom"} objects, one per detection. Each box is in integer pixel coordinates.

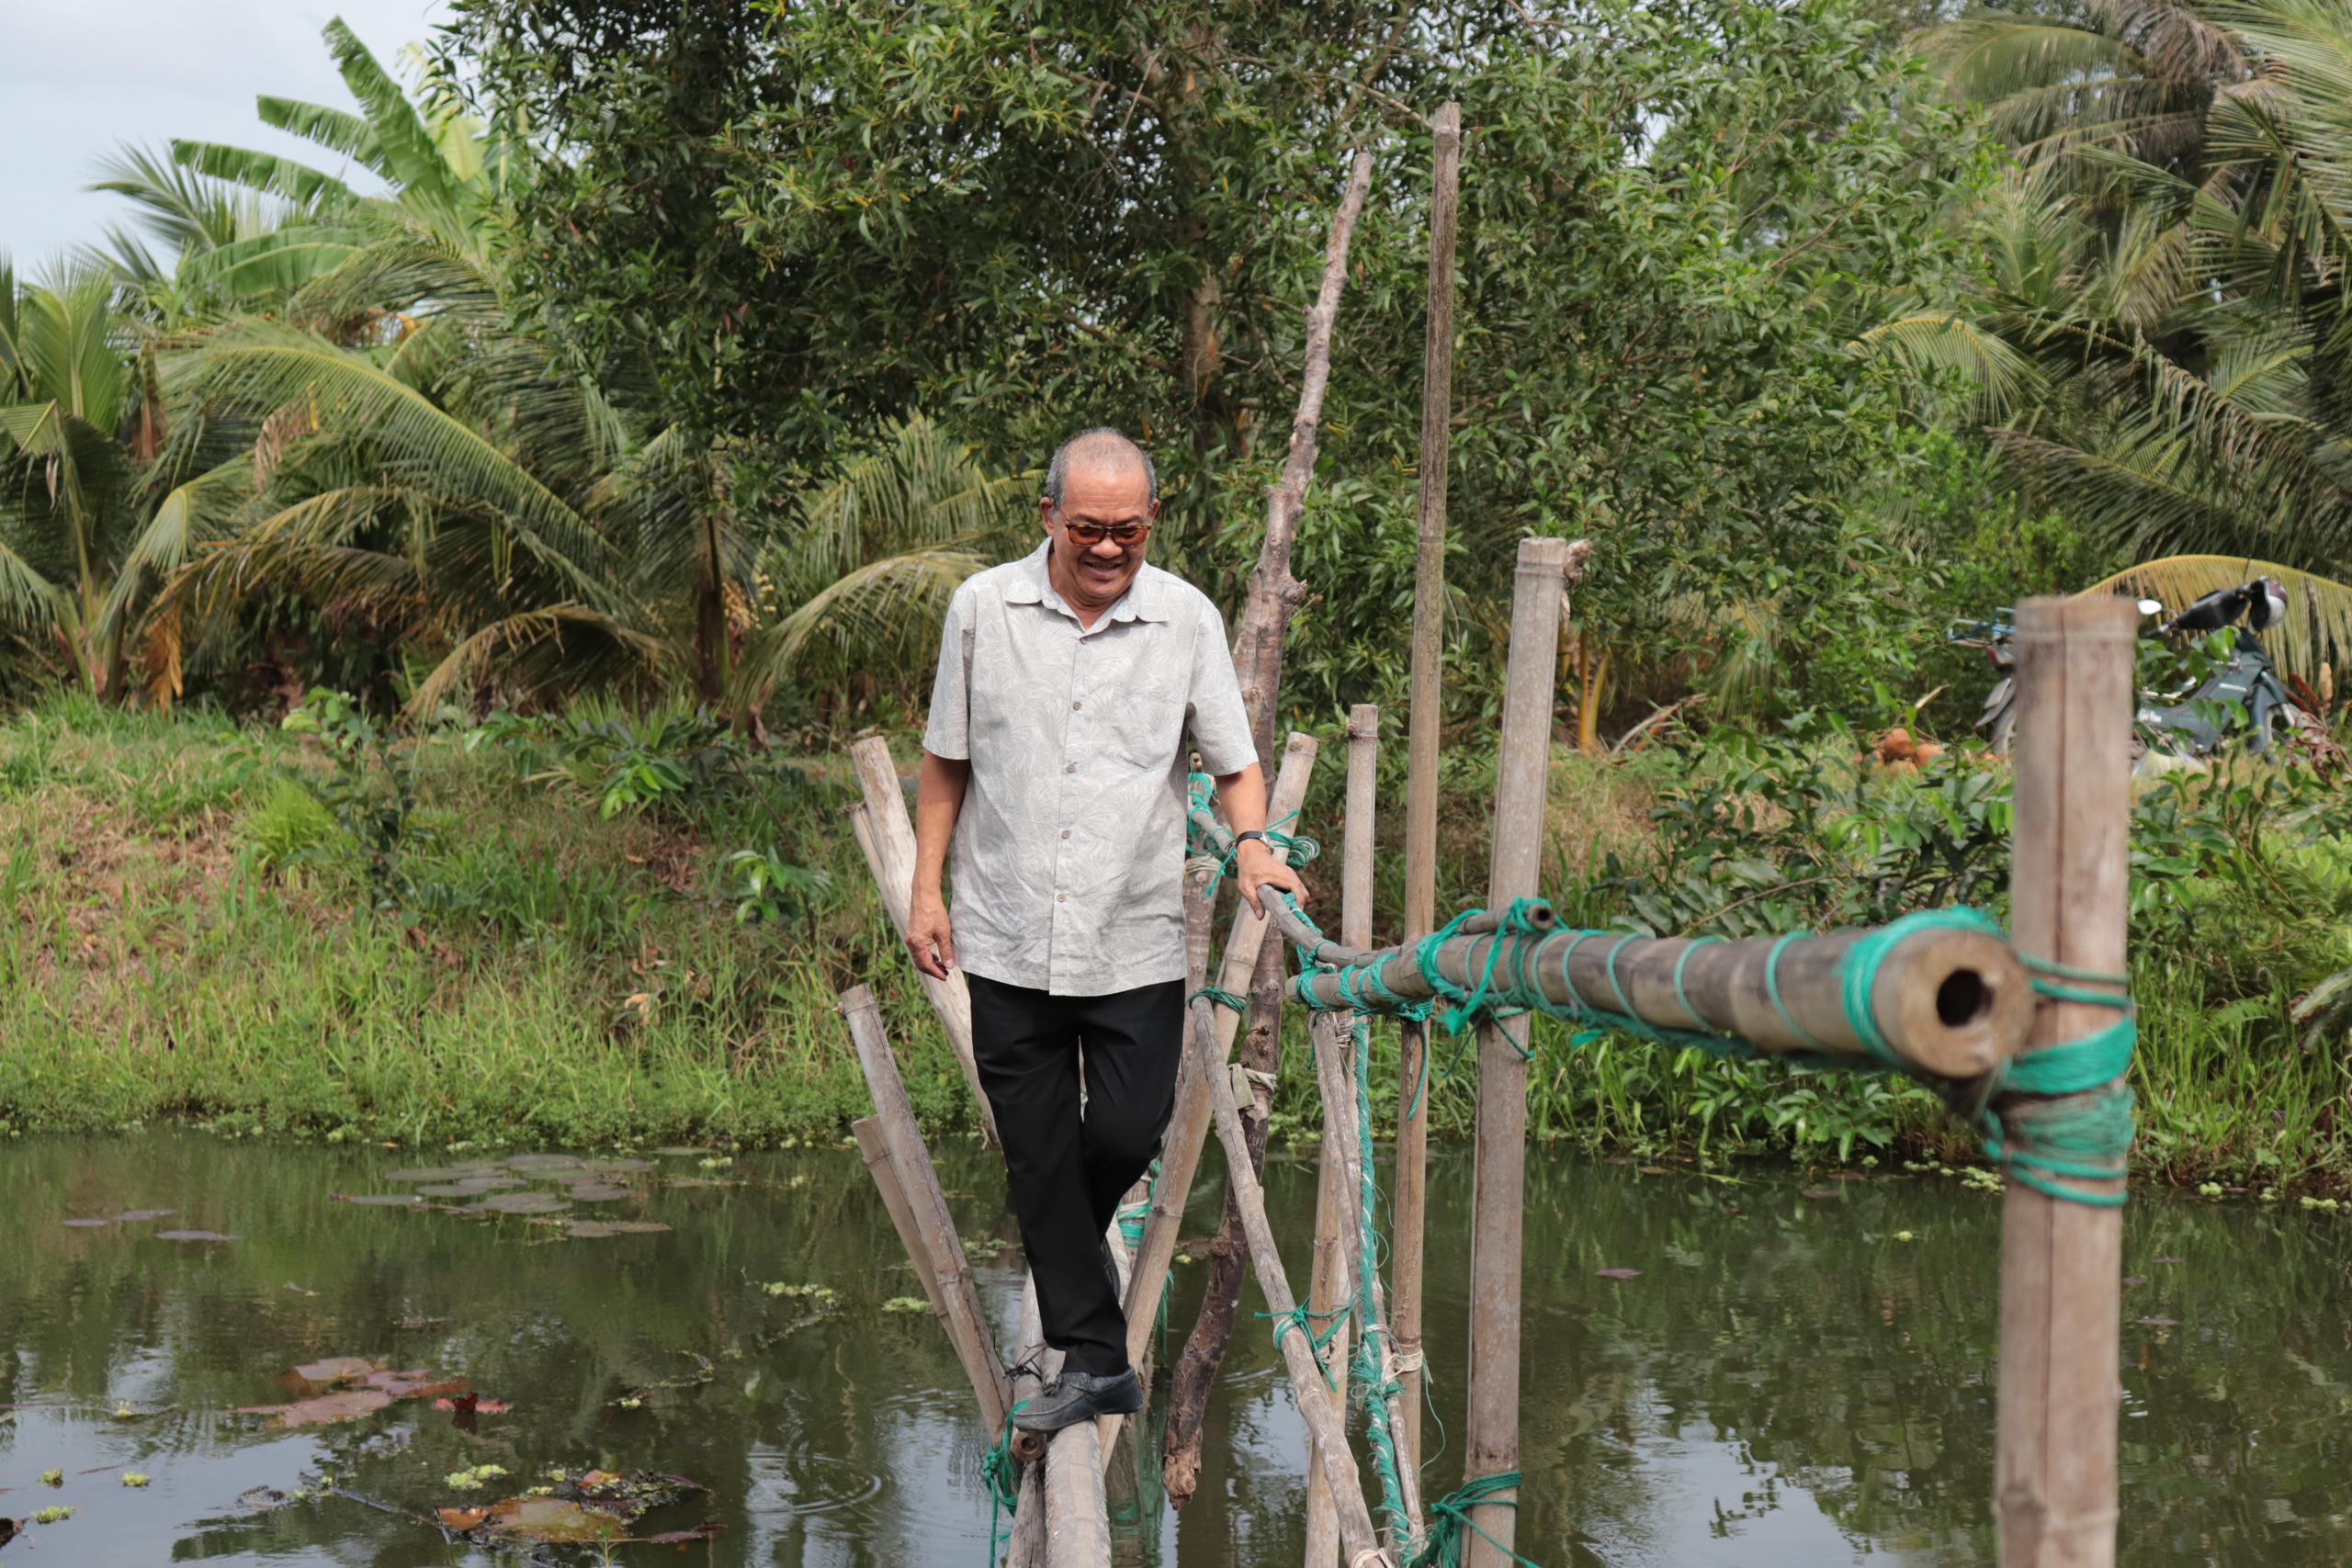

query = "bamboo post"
[
  {"left": 1396, "top": 99, "right": 1462, "bottom": 1471},
  {"left": 1463, "top": 536, "right": 1571, "bottom": 1566},
  {"left": 1996, "top": 596, "right": 2135, "bottom": 1567},
  {"left": 838, "top": 986, "right": 1011, "bottom": 1433},
  {"left": 1045, "top": 1416, "right": 1110, "bottom": 1568},
  {"left": 846, "top": 736, "right": 998, "bottom": 1144},
  {"left": 1007, "top": 1280, "right": 1053, "bottom": 1568},
  {"left": 1304, "top": 704, "right": 1380, "bottom": 1565},
  {"left": 852, "top": 1117, "right": 947, "bottom": 1320},
  {"left": 1192, "top": 998, "right": 1394, "bottom": 1567},
  {"left": 1123, "top": 733, "right": 1321, "bottom": 1371}
]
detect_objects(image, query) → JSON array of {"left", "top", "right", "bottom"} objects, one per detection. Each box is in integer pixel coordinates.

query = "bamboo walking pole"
[
  {"left": 1996, "top": 596, "right": 2135, "bottom": 1567},
  {"left": 1303, "top": 704, "right": 1381, "bottom": 1565},
  {"left": 1396, "top": 101, "right": 1462, "bottom": 1469},
  {"left": 1463, "top": 536, "right": 1572, "bottom": 1567}
]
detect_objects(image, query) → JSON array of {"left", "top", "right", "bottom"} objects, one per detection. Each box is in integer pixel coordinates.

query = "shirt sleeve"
[
  {"left": 1183, "top": 592, "right": 1259, "bottom": 775},
  {"left": 922, "top": 585, "right": 974, "bottom": 760}
]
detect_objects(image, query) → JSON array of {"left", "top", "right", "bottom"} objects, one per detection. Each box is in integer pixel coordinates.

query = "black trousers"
[{"left": 966, "top": 972, "right": 1185, "bottom": 1377}]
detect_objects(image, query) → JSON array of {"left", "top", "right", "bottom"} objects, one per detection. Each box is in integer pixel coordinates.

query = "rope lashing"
[
  {"left": 1973, "top": 954, "right": 2137, "bottom": 1208},
  {"left": 1185, "top": 772, "right": 1317, "bottom": 902},
  {"left": 1261, "top": 1302, "right": 1352, "bottom": 1390},
  {"left": 980, "top": 1399, "right": 1030, "bottom": 1565},
  {"left": 1350, "top": 1014, "right": 1418, "bottom": 1551},
  {"left": 1190, "top": 985, "right": 1250, "bottom": 1015},
  {"left": 1409, "top": 1472, "right": 1539, "bottom": 1568}
]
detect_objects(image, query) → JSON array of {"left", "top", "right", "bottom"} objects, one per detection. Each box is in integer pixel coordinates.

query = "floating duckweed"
[
  {"left": 31, "top": 1506, "right": 78, "bottom": 1524},
  {"left": 882, "top": 1297, "right": 929, "bottom": 1314},
  {"left": 444, "top": 1464, "right": 509, "bottom": 1491},
  {"left": 121, "top": 1472, "right": 151, "bottom": 1487},
  {"left": 697, "top": 1156, "right": 735, "bottom": 1170},
  {"left": 759, "top": 1282, "right": 835, "bottom": 1302},
  {"left": 1893, "top": 1231, "right": 1915, "bottom": 1242},
  {"left": 39, "top": 1469, "right": 62, "bottom": 1487}
]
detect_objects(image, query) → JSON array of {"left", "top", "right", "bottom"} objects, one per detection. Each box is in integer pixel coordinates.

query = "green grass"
[
  {"left": 0, "top": 693, "right": 971, "bottom": 1147},
  {"left": 2, "top": 693, "right": 2345, "bottom": 1192}
]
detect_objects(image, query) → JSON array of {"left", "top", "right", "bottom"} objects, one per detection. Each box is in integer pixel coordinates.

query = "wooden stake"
[
  {"left": 1304, "top": 704, "right": 1381, "bottom": 1565},
  {"left": 1464, "top": 537, "right": 1571, "bottom": 1567},
  {"left": 846, "top": 738, "right": 998, "bottom": 1144},
  {"left": 838, "top": 985, "right": 1011, "bottom": 1433},
  {"left": 852, "top": 1117, "right": 946, "bottom": 1319},
  {"left": 1124, "top": 733, "right": 1321, "bottom": 1371},
  {"left": 1997, "top": 596, "right": 2134, "bottom": 1568},
  {"left": 1396, "top": 101, "right": 1463, "bottom": 1472}
]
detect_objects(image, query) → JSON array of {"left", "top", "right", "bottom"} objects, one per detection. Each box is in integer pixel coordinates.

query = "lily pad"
[
  {"left": 565, "top": 1220, "right": 672, "bottom": 1239},
  {"left": 335, "top": 1193, "right": 424, "bottom": 1206},
  {"left": 565, "top": 1183, "right": 630, "bottom": 1202},
  {"left": 1799, "top": 1189, "right": 1841, "bottom": 1199},
  {"left": 62, "top": 1218, "right": 112, "bottom": 1228},
  {"left": 473, "top": 1192, "right": 571, "bottom": 1215},
  {"left": 232, "top": 1388, "right": 392, "bottom": 1427},
  {"left": 381, "top": 1167, "right": 480, "bottom": 1182},
  {"left": 452, "top": 1496, "right": 632, "bottom": 1543},
  {"left": 155, "top": 1229, "right": 239, "bottom": 1241},
  {"left": 652, "top": 1145, "right": 712, "bottom": 1156},
  {"left": 580, "top": 1158, "right": 654, "bottom": 1175},
  {"left": 415, "top": 1184, "right": 480, "bottom": 1198},
  {"left": 1596, "top": 1268, "right": 1642, "bottom": 1280},
  {"left": 2137, "top": 1315, "right": 2179, "bottom": 1326},
  {"left": 504, "top": 1154, "right": 585, "bottom": 1172},
  {"left": 114, "top": 1209, "right": 175, "bottom": 1223}
]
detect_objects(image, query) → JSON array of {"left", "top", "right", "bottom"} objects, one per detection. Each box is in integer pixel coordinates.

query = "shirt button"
[
  {"left": 1057, "top": 893, "right": 1068, "bottom": 902},
  {"left": 1073, "top": 700, "right": 1082, "bottom": 710},
  {"left": 1065, "top": 761, "right": 1076, "bottom": 773},
  {"left": 1061, "top": 829, "right": 1071, "bottom": 839}
]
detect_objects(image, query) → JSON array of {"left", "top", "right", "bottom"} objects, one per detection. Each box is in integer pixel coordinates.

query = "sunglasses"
[{"left": 1057, "top": 518, "right": 1152, "bottom": 548}]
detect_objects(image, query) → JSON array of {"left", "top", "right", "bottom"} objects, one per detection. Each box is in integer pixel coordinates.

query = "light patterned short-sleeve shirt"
[{"left": 923, "top": 541, "right": 1257, "bottom": 997}]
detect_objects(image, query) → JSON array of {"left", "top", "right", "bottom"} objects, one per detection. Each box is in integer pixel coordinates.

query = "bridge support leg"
[{"left": 1996, "top": 596, "right": 2135, "bottom": 1567}]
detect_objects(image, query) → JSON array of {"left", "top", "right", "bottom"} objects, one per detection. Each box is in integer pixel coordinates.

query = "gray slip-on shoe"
[{"left": 1011, "top": 1368, "right": 1144, "bottom": 1433}]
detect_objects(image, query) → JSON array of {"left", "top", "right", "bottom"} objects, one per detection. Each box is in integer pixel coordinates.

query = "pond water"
[{"left": 1, "top": 1132, "right": 2346, "bottom": 1567}]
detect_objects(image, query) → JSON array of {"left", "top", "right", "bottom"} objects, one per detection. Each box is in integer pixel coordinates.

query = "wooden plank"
[
  {"left": 1464, "top": 537, "right": 1570, "bottom": 1568},
  {"left": 1122, "top": 732, "right": 1321, "bottom": 1371},
  {"left": 1396, "top": 102, "right": 1462, "bottom": 1473},
  {"left": 838, "top": 985, "right": 1011, "bottom": 1432},
  {"left": 846, "top": 738, "right": 997, "bottom": 1144},
  {"left": 1996, "top": 596, "right": 2135, "bottom": 1568}
]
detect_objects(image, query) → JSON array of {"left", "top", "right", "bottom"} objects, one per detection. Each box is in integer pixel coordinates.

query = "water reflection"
[{"left": 0, "top": 1134, "right": 2344, "bottom": 1564}]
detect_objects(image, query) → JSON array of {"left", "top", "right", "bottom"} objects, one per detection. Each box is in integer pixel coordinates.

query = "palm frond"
[
  {"left": 407, "top": 604, "right": 674, "bottom": 715},
  {"left": 171, "top": 140, "right": 357, "bottom": 211},
  {"left": 1857, "top": 312, "right": 2044, "bottom": 413},
  {"left": 2081, "top": 553, "right": 2352, "bottom": 681}
]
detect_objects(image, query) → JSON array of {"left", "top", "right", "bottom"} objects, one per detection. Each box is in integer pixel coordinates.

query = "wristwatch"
[{"left": 1233, "top": 830, "right": 1269, "bottom": 851}]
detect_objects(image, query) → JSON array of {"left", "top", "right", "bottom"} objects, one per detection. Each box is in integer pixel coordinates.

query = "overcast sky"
[{"left": 3, "top": 0, "right": 454, "bottom": 271}]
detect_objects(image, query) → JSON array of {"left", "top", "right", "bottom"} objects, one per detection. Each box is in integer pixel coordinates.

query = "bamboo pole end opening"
[{"left": 1869, "top": 927, "right": 2035, "bottom": 1079}]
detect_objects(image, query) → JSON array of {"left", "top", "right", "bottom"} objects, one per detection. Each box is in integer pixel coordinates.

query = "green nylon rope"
[
  {"left": 981, "top": 1400, "right": 1030, "bottom": 1563},
  {"left": 1409, "top": 1472, "right": 1540, "bottom": 1568}
]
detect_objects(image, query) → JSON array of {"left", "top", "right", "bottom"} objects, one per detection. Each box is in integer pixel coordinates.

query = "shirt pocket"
[{"left": 1093, "top": 626, "right": 1190, "bottom": 767}]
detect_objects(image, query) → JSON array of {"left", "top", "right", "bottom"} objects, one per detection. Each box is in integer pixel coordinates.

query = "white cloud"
[{"left": 1, "top": 0, "right": 453, "bottom": 270}]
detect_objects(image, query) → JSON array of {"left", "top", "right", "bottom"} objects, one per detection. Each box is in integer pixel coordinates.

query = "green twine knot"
[
  {"left": 1259, "top": 1303, "right": 1350, "bottom": 1390},
  {"left": 1190, "top": 986, "right": 1250, "bottom": 1014},
  {"left": 1965, "top": 958, "right": 2136, "bottom": 1207},
  {"left": 980, "top": 1399, "right": 1030, "bottom": 1560},
  {"left": 1409, "top": 1472, "right": 1543, "bottom": 1568}
]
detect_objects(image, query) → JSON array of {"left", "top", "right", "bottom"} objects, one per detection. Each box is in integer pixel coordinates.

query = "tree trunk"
[
  {"left": 1160, "top": 932, "right": 1283, "bottom": 1505},
  {"left": 1155, "top": 144, "right": 1375, "bottom": 1509}
]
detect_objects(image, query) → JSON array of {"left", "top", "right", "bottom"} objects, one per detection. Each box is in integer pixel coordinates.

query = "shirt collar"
[{"left": 1004, "top": 540, "right": 1170, "bottom": 626}]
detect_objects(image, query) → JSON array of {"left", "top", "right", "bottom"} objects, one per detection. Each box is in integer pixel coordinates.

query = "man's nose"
[{"left": 1087, "top": 536, "right": 1125, "bottom": 559}]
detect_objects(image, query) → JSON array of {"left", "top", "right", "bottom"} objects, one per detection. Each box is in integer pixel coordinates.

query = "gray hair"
[{"left": 1043, "top": 427, "right": 1157, "bottom": 508}]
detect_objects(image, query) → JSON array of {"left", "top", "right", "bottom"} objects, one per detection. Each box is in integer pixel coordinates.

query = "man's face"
[{"left": 1041, "top": 458, "right": 1157, "bottom": 611}]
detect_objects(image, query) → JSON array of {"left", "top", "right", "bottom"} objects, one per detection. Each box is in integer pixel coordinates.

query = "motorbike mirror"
[{"left": 2136, "top": 598, "right": 2165, "bottom": 616}]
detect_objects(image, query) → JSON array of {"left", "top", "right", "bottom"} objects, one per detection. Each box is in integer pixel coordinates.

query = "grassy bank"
[{"left": 2, "top": 694, "right": 2346, "bottom": 1193}]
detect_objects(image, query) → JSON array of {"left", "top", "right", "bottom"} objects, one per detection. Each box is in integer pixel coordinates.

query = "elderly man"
[{"left": 908, "top": 427, "right": 1306, "bottom": 1433}]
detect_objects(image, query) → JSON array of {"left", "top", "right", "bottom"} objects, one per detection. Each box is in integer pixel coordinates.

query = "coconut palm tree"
[{"left": 0, "top": 260, "right": 175, "bottom": 695}]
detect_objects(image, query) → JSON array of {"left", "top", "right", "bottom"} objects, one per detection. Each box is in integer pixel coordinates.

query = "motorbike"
[{"left": 1950, "top": 578, "right": 2305, "bottom": 764}]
